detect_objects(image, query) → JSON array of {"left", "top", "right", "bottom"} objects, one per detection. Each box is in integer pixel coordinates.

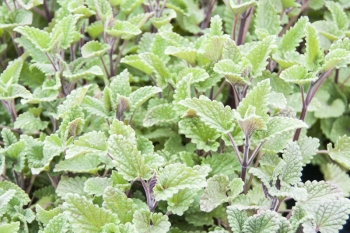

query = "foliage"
[{"left": 0, "top": 0, "right": 350, "bottom": 232}]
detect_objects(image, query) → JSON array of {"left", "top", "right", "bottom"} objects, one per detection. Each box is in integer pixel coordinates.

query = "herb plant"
[{"left": 1, "top": 0, "right": 350, "bottom": 232}]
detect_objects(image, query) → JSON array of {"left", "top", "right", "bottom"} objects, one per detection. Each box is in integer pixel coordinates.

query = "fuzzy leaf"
[
  {"left": 84, "top": 177, "right": 112, "bottom": 196},
  {"left": 0, "top": 222, "right": 20, "bottom": 233},
  {"left": 143, "top": 104, "right": 178, "bottom": 127},
  {"left": 246, "top": 36, "right": 275, "bottom": 77},
  {"left": 108, "top": 119, "right": 135, "bottom": 143},
  {"left": 227, "top": 206, "right": 248, "bottom": 233},
  {"left": 327, "top": 135, "right": 350, "bottom": 169},
  {"left": 165, "top": 46, "right": 197, "bottom": 66},
  {"left": 213, "top": 59, "right": 250, "bottom": 86},
  {"left": 0, "top": 56, "right": 23, "bottom": 85},
  {"left": 14, "top": 26, "right": 52, "bottom": 51},
  {"left": 108, "top": 134, "right": 150, "bottom": 180},
  {"left": 42, "top": 213, "right": 69, "bottom": 233},
  {"left": 54, "top": 154, "right": 103, "bottom": 174},
  {"left": 280, "top": 17, "right": 308, "bottom": 52},
  {"left": 121, "top": 0, "right": 143, "bottom": 15},
  {"left": 64, "top": 194, "right": 119, "bottom": 233},
  {"left": 254, "top": 0, "right": 280, "bottom": 38},
  {"left": 81, "top": 41, "right": 110, "bottom": 58},
  {"left": 321, "top": 48, "right": 350, "bottom": 71},
  {"left": 325, "top": 1, "right": 349, "bottom": 31},
  {"left": 153, "top": 164, "right": 208, "bottom": 201},
  {"left": 243, "top": 210, "right": 280, "bottom": 233},
  {"left": 298, "top": 137, "right": 319, "bottom": 165},
  {"left": 200, "top": 175, "right": 229, "bottom": 212},
  {"left": 179, "top": 96, "right": 236, "bottom": 134},
  {"left": 106, "top": 21, "right": 142, "bottom": 39},
  {"left": 167, "top": 188, "right": 196, "bottom": 216},
  {"left": 201, "top": 152, "right": 240, "bottom": 177},
  {"left": 223, "top": 0, "right": 257, "bottom": 16},
  {"left": 56, "top": 176, "right": 88, "bottom": 198},
  {"left": 305, "top": 24, "right": 323, "bottom": 71},
  {"left": 281, "top": 142, "right": 303, "bottom": 184},
  {"left": 132, "top": 209, "right": 171, "bottom": 233},
  {"left": 129, "top": 86, "right": 162, "bottom": 112},
  {"left": 1, "top": 128, "right": 17, "bottom": 148},
  {"left": 82, "top": 96, "right": 108, "bottom": 118},
  {"left": 103, "top": 186, "right": 138, "bottom": 224},
  {"left": 280, "top": 65, "right": 318, "bottom": 85},
  {"left": 324, "top": 163, "right": 350, "bottom": 197},
  {"left": 57, "top": 85, "right": 90, "bottom": 118},
  {"left": 51, "top": 15, "right": 80, "bottom": 49},
  {"left": 179, "top": 118, "right": 220, "bottom": 152},
  {"left": 14, "top": 112, "right": 48, "bottom": 131},
  {"left": 110, "top": 69, "right": 132, "bottom": 97}
]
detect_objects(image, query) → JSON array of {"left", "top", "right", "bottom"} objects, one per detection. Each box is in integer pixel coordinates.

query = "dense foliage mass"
[{"left": 1, "top": 0, "right": 350, "bottom": 232}]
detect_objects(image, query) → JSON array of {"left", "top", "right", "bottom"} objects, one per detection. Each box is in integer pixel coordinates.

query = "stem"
[
  {"left": 300, "top": 85, "right": 305, "bottom": 107},
  {"left": 236, "top": 8, "right": 251, "bottom": 46},
  {"left": 45, "top": 53, "right": 58, "bottom": 72},
  {"left": 99, "top": 56, "right": 110, "bottom": 78},
  {"left": 246, "top": 150, "right": 264, "bottom": 191},
  {"left": 241, "top": 135, "right": 250, "bottom": 193},
  {"left": 140, "top": 179, "right": 152, "bottom": 210},
  {"left": 148, "top": 0, "right": 154, "bottom": 12},
  {"left": 209, "top": 86, "right": 214, "bottom": 100},
  {"left": 334, "top": 68, "right": 339, "bottom": 84},
  {"left": 32, "top": 7, "right": 47, "bottom": 19},
  {"left": 317, "top": 150, "right": 329, "bottom": 154},
  {"left": 227, "top": 133, "right": 242, "bottom": 165},
  {"left": 232, "top": 15, "right": 238, "bottom": 41},
  {"left": 114, "top": 40, "right": 128, "bottom": 74},
  {"left": 0, "top": 124, "right": 21, "bottom": 133},
  {"left": 213, "top": 81, "right": 226, "bottom": 100},
  {"left": 242, "top": 7, "right": 254, "bottom": 44},
  {"left": 247, "top": 141, "right": 265, "bottom": 166},
  {"left": 26, "top": 175, "right": 36, "bottom": 194},
  {"left": 3, "top": 0, "right": 12, "bottom": 11},
  {"left": 201, "top": 0, "right": 217, "bottom": 29},
  {"left": 279, "top": 0, "right": 310, "bottom": 37},
  {"left": 2, "top": 100, "right": 18, "bottom": 122},
  {"left": 43, "top": 0, "right": 52, "bottom": 21},
  {"left": 158, "top": 0, "right": 168, "bottom": 17},
  {"left": 47, "top": 173, "right": 57, "bottom": 189},
  {"left": 128, "top": 111, "right": 135, "bottom": 126},
  {"left": 1, "top": 174, "right": 10, "bottom": 181},
  {"left": 10, "top": 32, "right": 22, "bottom": 56}
]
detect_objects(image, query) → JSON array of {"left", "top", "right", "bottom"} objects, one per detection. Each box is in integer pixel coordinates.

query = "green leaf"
[
  {"left": 324, "top": 163, "right": 350, "bottom": 197},
  {"left": 309, "top": 0, "right": 325, "bottom": 10},
  {"left": 151, "top": 9, "right": 176, "bottom": 29},
  {"left": 200, "top": 36, "right": 229, "bottom": 63},
  {"left": 167, "top": 188, "right": 196, "bottom": 216},
  {"left": 242, "top": 210, "right": 280, "bottom": 233},
  {"left": 0, "top": 56, "right": 23, "bottom": 85},
  {"left": 133, "top": 209, "right": 171, "bottom": 233},
  {"left": 84, "top": 177, "right": 112, "bottom": 196},
  {"left": 0, "top": 84, "right": 32, "bottom": 100},
  {"left": 325, "top": 1, "right": 349, "bottom": 31},
  {"left": 179, "top": 96, "right": 236, "bottom": 134},
  {"left": 246, "top": 36, "right": 275, "bottom": 77},
  {"left": 173, "top": 73, "right": 192, "bottom": 114},
  {"left": 0, "top": 181, "right": 30, "bottom": 205},
  {"left": 0, "top": 222, "right": 20, "bottom": 233},
  {"left": 1, "top": 128, "right": 17, "bottom": 148},
  {"left": 94, "top": 0, "right": 112, "bottom": 22},
  {"left": 280, "top": 65, "right": 318, "bottom": 85},
  {"left": 280, "top": 16, "right": 308, "bottom": 52},
  {"left": 54, "top": 154, "right": 104, "bottom": 174},
  {"left": 82, "top": 96, "right": 108, "bottom": 118},
  {"left": 213, "top": 59, "right": 250, "bottom": 86},
  {"left": 178, "top": 68, "right": 209, "bottom": 84},
  {"left": 121, "top": 55, "right": 154, "bottom": 75},
  {"left": 164, "top": 46, "right": 197, "bottom": 66},
  {"left": 14, "top": 112, "right": 48, "bottom": 131},
  {"left": 51, "top": 15, "right": 81, "bottom": 49},
  {"left": 110, "top": 69, "right": 132, "bottom": 97},
  {"left": 209, "top": 15, "right": 223, "bottom": 37},
  {"left": 179, "top": 118, "right": 220, "bottom": 152},
  {"left": 143, "top": 104, "right": 178, "bottom": 127},
  {"left": 327, "top": 135, "right": 350, "bottom": 169},
  {"left": 42, "top": 213, "right": 69, "bottom": 233},
  {"left": 86, "top": 21, "right": 104, "bottom": 39},
  {"left": 254, "top": 0, "right": 280, "bottom": 38},
  {"left": 129, "top": 86, "right": 162, "bottom": 112},
  {"left": 305, "top": 24, "right": 324, "bottom": 71},
  {"left": 128, "top": 12, "right": 154, "bottom": 29},
  {"left": 109, "top": 119, "right": 136, "bottom": 143},
  {"left": 108, "top": 134, "right": 150, "bottom": 180},
  {"left": 14, "top": 26, "right": 52, "bottom": 52},
  {"left": 64, "top": 194, "right": 119, "bottom": 233},
  {"left": 63, "top": 66, "right": 103, "bottom": 81},
  {"left": 103, "top": 186, "right": 137, "bottom": 224},
  {"left": 223, "top": 0, "right": 257, "bottom": 16},
  {"left": 121, "top": 0, "right": 143, "bottom": 15},
  {"left": 106, "top": 21, "right": 142, "bottom": 39},
  {"left": 36, "top": 205, "right": 63, "bottom": 225},
  {"left": 0, "top": 9, "right": 32, "bottom": 29},
  {"left": 153, "top": 164, "right": 208, "bottom": 201},
  {"left": 313, "top": 90, "right": 345, "bottom": 119},
  {"left": 56, "top": 176, "right": 88, "bottom": 198},
  {"left": 227, "top": 206, "right": 248, "bottom": 233},
  {"left": 280, "top": 142, "right": 303, "bottom": 185},
  {"left": 297, "top": 136, "right": 319, "bottom": 165},
  {"left": 57, "top": 85, "right": 90, "bottom": 118},
  {"left": 302, "top": 180, "right": 343, "bottom": 205},
  {"left": 201, "top": 152, "right": 240, "bottom": 177},
  {"left": 81, "top": 41, "right": 110, "bottom": 58},
  {"left": 159, "top": 31, "right": 190, "bottom": 47},
  {"left": 200, "top": 175, "right": 229, "bottom": 212},
  {"left": 321, "top": 48, "right": 350, "bottom": 71}
]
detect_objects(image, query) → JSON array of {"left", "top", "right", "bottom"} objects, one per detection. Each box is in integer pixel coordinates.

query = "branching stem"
[{"left": 227, "top": 132, "right": 242, "bottom": 165}]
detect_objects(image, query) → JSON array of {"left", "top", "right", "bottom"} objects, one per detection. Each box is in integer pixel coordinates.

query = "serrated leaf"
[
  {"left": 107, "top": 21, "right": 142, "bottom": 39},
  {"left": 143, "top": 104, "right": 178, "bottom": 127},
  {"left": 165, "top": 46, "right": 197, "bottom": 66},
  {"left": 0, "top": 222, "right": 20, "bottom": 233},
  {"left": 64, "top": 194, "right": 119, "bottom": 233},
  {"left": 128, "top": 12, "right": 154, "bottom": 28},
  {"left": 1, "top": 128, "right": 17, "bottom": 148},
  {"left": 227, "top": 206, "right": 248, "bottom": 233},
  {"left": 280, "top": 142, "right": 303, "bottom": 184},
  {"left": 179, "top": 96, "right": 235, "bottom": 134},
  {"left": 103, "top": 186, "right": 137, "bottom": 223},
  {"left": 0, "top": 56, "right": 23, "bottom": 85},
  {"left": 313, "top": 90, "right": 345, "bottom": 119},
  {"left": 201, "top": 152, "right": 240, "bottom": 177},
  {"left": 56, "top": 176, "right": 88, "bottom": 198},
  {"left": 57, "top": 85, "right": 90, "bottom": 118},
  {"left": 63, "top": 66, "right": 103, "bottom": 81},
  {"left": 209, "top": 15, "right": 223, "bottom": 37},
  {"left": 298, "top": 137, "right": 319, "bottom": 165},
  {"left": 280, "top": 65, "right": 318, "bottom": 85},
  {"left": 254, "top": 0, "right": 280, "bottom": 38},
  {"left": 0, "top": 181, "right": 30, "bottom": 205},
  {"left": 133, "top": 209, "right": 170, "bottom": 233},
  {"left": 54, "top": 154, "right": 103, "bottom": 174},
  {"left": 302, "top": 180, "right": 343, "bottom": 205},
  {"left": 94, "top": 0, "right": 112, "bottom": 22},
  {"left": 86, "top": 21, "right": 104, "bottom": 39},
  {"left": 324, "top": 163, "right": 350, "bottom": 197},
  {"left": 327, "top": 135, "right": 350, "bottom": 169},
  {"left": 280, "top": 16, "right": 308, "bottom": 52},
  {"left": 129, "top": 86, "right": 162, "bottom": 112},
  {"left": 51, "top": 15, "right": 80, "bottom": 49},
  {"left": 84, "top": 177, "right": 112, "bottom": 196},
  {"left": 42, "top": 213, "right": 69, "bottom": 233},
  {"left": 81, "top": 41, "right": 110, "bottom": 58},
  {"left": 223, "top": 0, "right": 257, "bottom": 16},
  {"left": 108, "top": 134, "right": 150, "bottom": 180},
  {"left": 153, "top": 164, "right": 208, "bottom": 201},
  {"left": 159, "top": 31, "right": 190, "bottom": 47},
  {"left": 320, "top": 48, "right": 350, "bottom": 71},
  {"left": 14, "top": 112, "right": 48, "bottom": 131},
  {"left": 167, "top": 188, "right": 196, "bottom": 216},
  {"left": 108, "top": 119, "right": 135, "bottom": 143},
  {"left": 0, "top": 9, "right": 32, "bottom": 29},
  {"left": 21, "top": 88, "right": 59, "bottom": 104},
  {"left": 82, "top": 96, "right": 108, "bottom": 118},
  {"left": 200, "top": 36, "right": 229, "bottom": 63},
  {"left": 0, "top": 84, "right": 32, "bottom": 100},
  {"left": 36, "top": 205, "right": 63, "bottom": 225},
  {"left": 179, "top": 118, "right": 220, "bottom": 152},
  {"left": 246, "top": 36, "right": 275, "bottom": 77},
  {"left": 305, "top": 24, "right": 324, "bottom": 71},
  {"left": 151, "top": 9, "right": 176, "bottom": 29},
  {"left": 200, "top": 175, "right": 229, "bottom": 212},
  {"left": 121, "top": 0, "right": 143, "bottom": 15},
  {"left": 121, "top": 55, "right": 154, "bottom": 75},
  {"left": 325, "top": 1, "right": 349, "bottom": 31},
  {"left": 213, "top": 59, "right": 250, "bottom": 86},
  {"left": 243, "top": 210, "right": 280, "bottom": 233}
]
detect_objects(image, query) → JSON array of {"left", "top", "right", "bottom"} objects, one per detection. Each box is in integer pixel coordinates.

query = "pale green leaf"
[
  {"left": 94, "top": 0, "right": 112, "bottom": 22},
  {"left": 167, "top": 188, "right": 196, "bottom": 216},
  {"left": 159, "top": 31, "right": 190, "bottom": 47},
  {"left": 324, "top": 163, "right": 350, "bottom": 197},
  {"left": 129, "top": 86, "right": 162, "bottom": 113},
  {"left": 14, "top": 112, "right": 48, "bottom": 131},
  {"left": 298, "top": 136, "right": 319, "bottom": 165},
  {"left": 200, "top": 36, "right": 229, "bottom": 63},
  {"left": 313, "top": 21, "right": 344, "bottom": 42},
  {"left": 106, "top": 21, "right": 142, "bottom": 39},
  {"left": 201, "top": 152, "right": 240, "bottom": 177},
  {"left": 321, "top": 48, "right": 350, "bottom": 71},
  {"left": 56, "top": 176, "right": 89, "bottom": 198},
  {"left": 179, "top": 118, "right": 220, "bottom": 152},
  {"left": 280, "top": 65, "right": 318, "bottom": 85},
  {"left": 121, "top": 55, "right": 154, "bottom": 75},
  {"left": 164, "top": 46, "right": 197, "bottom": 66},
  {"left": 173, "top": 73, "right": 192, "bottom": 114},
  {"left": 200, "top": 175, "right": 229, "bottom": 212},
  {"left": 227, "top": 206, "right": 248, "bottom": 233},
  {"left": 151, "top": 9, "right": 176, "bottom": 29},
  {"left": 54, "top": 154, "right": 104, "bottom": 174},
  {"left": 309, "top": 0, "right": 325, "bottom": 10},
  {"left": 128, "top": 12, "right": 154, "bottom": 29},
  {"left": 0, "top": 84, "right": 32, "bottom": 100},
  {"left": 108, "top": 134, "right": 150, "bottom": 180},
  {"left": 63, "top": 66, "right": 103, "bottom": 81},
  {"left": 57, "top": 85, "right": 90, "bottom": 118},
  {"left": 81, "top": 41, "right": 110, "bottom": 58},
  {"left": 0, "top": 56, "right": 23, "bottom": 85},
  {"left": 213, "top": 59, "right": 250, "bottom": 86},
  {"left": 82, "top": 96, "right": 108, "bottom": 118},
  {"left": 0, "top": 222, "right": 20, "bottom": 233},
  {"left": 108, "top": 119, "right": 135, "bottom": 143},
  {"left": 84, "top": 177, "right": 112, "bottom": 196},
  {"left": 42, "top": 213, "right": 69, "bottom": 233},
  {"left": 325, "top": 1, "right": 349, "bottom": 31},
  {"left": 21, "top": 88, "right": 59, "bottom": 104},
  {"left": 51, "top": 15, "right": 81, "bottom": 49},
  {"left": 1, "top": 128, "right": 17, "bottom": 148},
  {"left": 178, "top": 68, "right": 209, "bottom": 84},
  {"left": 281, "top": 142, "right": 303, "bottom": 185},
  {"left": 153, "top": 164, "right": 208, "bottom": 201},
  {"left": 305, "top": 24, "right": 324, "bottom": 71},
  {"left": 133, "top": 209, "right": 171, "bottom": 233},
  {"left": 14, "top": 25, "right": 52, "bottom": 52},
  {"left": 209, "top": 15, "right": 223, "bottom": 37},
  {"left": 0, "top": 181, "right": 30, "bottom": 205},
  {"left": 139, "top": 53, "right": 171, "bottom": 88},
  {"left": 246, "top": 36, "right": 275, "bottom": 77},
  {"left": 302, "top": 180, "right": 343, "bottom": 205},
  {"left": 223, "top": 0, "right": 257, "bottom": 16},
  {"left": 143, "top": 104, "right": 178, "bottom": 127},
  {"left": 280, "top": 17, "right": 308, "bottom": 52},
  {"left": 121, "top": 0, "right": 143, "bottom": 15},
  {"left": 254, "top": 0, "right": 280, "bottom": 38},
  {"left": 137, "top": 137, "right": 154, "bottom": 155},
  {"left": 110, "top": 69, "right": 132, "bottom": 97},
  {"left": 327, "top": 135, "right": 350, "bottom": 169},
  {"left": 86, "top": 21, "right": 104, "bottom": 39},
  {"left": 222, "top": 39, "right": 241, "bottom": 62},
  {"left": 313, "top": 90, "right": 345, "bottom": 119},
  {"left": 103, "top": 186, "right": 137, "bottom": 224},
  {"left": 36, "top": 205, "right": 63, "bottom": 225},
  {"left": 179, "top": 96, "right": 236, "bottom": 134},
  {"left": 242, "top": 210, "right": 280, "bottom": 233},
  {"left": 64, "top": 194, "right": 119, "bottom": 233}
]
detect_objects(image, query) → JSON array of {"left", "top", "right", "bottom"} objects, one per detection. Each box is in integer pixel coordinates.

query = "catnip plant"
[{"left": 1, "top": 0, "right": 350, "bottom": 232}]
